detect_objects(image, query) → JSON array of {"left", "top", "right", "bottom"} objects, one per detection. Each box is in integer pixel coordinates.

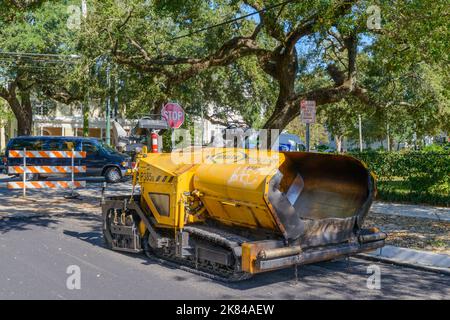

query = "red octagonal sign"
[{"left": 162, "top": 102, "right": 185, "bottom": 129}]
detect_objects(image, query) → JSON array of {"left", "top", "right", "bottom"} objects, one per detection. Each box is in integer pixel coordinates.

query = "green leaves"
[
  {"left": 0, "top": 99, "right": 13, "bottom": 123},
  {"left": 351, "top": 150, "right": 450, "bottom": 206},
  {"left": 0, "top": 0, "right": 448, "bottom": 139}
]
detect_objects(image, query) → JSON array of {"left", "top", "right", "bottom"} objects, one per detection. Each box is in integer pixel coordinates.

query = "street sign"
[
  {"left": 138, "top": 118, "right": 169, "bottom": 130},
  {"left": 162, "top": 102, "right": 185, "bottom": 129},
  {"left": 300, "top": 100, "right": 316, "bottom": 124}
]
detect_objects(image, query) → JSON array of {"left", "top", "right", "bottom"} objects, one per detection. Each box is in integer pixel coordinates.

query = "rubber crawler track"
[{"left": 144, "top": 224, "right": 253, "bottom": 282}]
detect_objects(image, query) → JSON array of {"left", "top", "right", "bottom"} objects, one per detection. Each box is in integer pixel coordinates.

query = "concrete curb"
[{"left": 357, "top": 245, "right": 450, "bottom": 275}]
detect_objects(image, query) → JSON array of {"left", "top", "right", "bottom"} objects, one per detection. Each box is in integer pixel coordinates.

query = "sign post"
[
  {"left": 105, "top": 63, "right": 111, "bottom": 145},
  {"left": 23, "top": 148, "right": 26, "bottom": 197},
  {"left": 359, "top": 114, "right": 363, "bottom": 152},
  {"left": 300, "top": 100, "right": 316, "bottom": 152},
  {"left": 306, "top": 123, "right": 310, "bottom": 152}
]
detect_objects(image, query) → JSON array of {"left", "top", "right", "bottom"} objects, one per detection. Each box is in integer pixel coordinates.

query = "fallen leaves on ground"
[{"left": 365, "top": 213, "right": 450, "bottom": 255}]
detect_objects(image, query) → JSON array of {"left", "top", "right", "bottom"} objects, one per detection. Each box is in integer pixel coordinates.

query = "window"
[
  {"left": 9, "top": 139, "right": 43, "bottom": 150},
  {"left": 83, "top": 142, "right": 99, "bottom": 154},
  {"left": 43, "top": 140, "right": 62, "bottom": 151},
  {"left": 98, "top": 140, "right": 117, "bottom": 154},
  {"left": 149, "top": 193, "right": 170, "bottom": 217},
  {"left": 33, "top": 99, "right": 56, "bottom": 117},
  {"left": 8, "top": 139, "right": 26, "bottom": 150},
  {"left": 61, "top": 140, "right": 78, "bottom": 151}
]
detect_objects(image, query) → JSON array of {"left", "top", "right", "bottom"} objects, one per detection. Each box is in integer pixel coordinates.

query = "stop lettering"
[{"left": 161, "top": 103, "right": 185, "bottom": 129}]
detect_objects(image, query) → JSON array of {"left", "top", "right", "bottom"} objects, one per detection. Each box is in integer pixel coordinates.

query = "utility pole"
[
  {"left": 83, "top": 92, "right": 89, "bottom": 137},
  {"left": 81, "top": 0, "right": 87, "bottom": 18},
  {"left": 81, "top": 0, "right": 88, "bottom": 137},
  {"left": 114, "top": 75, "right": 119, "bottom": 119},
  {"left": 386, "top": 123, "right": 391, "bottom": 152},
  {"left": 200, "top": 104, "right": 204, "bottom": 145},
  {"left": 306, "top": 123, "right": 310, "bottom": 152},
  {"left": 413, "top": 123, "right": 417, "bottom": 150},
  {"left": 358, "top": 114, "right": 363, "bottom": 152},
  {"left": 105, "top": 63, "right": 111, "bottom": 145}
]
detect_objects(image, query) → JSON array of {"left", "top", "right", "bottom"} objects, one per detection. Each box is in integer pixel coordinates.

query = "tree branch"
[
  {"left": 243, "top": 0, "right": 286, "bottom": 42},
  {"left": 285, "top": 17, "right": 317, "bottom": 51},
  {"left": 117, "top": 9, "right": 134, "bottom": 31},
  {"left": 203, "top": 113, "right": 229, "bottom": 127},
  {"left": 166, "top": 36, "right": 271, "bottom": 86},
  {"left": 0, "top": 86, "right": 8, "bottom": 99}
]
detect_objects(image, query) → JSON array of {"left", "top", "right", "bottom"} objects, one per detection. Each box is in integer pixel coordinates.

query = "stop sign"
[{"left": 161, "top": 102, "right": 185, "bottom": 129}]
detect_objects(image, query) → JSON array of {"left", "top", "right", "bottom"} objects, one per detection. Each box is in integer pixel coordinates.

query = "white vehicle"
[{"left": 279, "top": 133, "right": 305, "bottom": 151}]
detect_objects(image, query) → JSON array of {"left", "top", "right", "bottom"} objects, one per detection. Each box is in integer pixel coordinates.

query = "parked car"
[
  {"left": 4, "top": 136, "right": 132, "bottom": 183},
  {"left": 279, "top": 133, "right": 306, "bottom": 152}
]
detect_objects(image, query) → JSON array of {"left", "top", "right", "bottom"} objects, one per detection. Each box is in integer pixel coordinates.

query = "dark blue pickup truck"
[{"left": 3, "top": 136, "right": 131, "bottom": 183}]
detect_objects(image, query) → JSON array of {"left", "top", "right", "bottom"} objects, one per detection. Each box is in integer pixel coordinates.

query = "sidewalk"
[
  {"left": 365, "top": 201, "right": 450, "bottom": 273},
  {"left": 371, "top": 201, "right": 450, "bottom": 222},
  {"left": 359, "top": 245, "right": 450, "bottom": 275}
]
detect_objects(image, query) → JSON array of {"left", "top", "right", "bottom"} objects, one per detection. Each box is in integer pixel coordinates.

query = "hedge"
[{"left": 349, "top": 151, "right": 450, "bottom": 207}]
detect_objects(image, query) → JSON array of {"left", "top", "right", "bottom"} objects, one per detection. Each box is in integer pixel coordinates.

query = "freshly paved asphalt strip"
[{"left": 0, "top": 176, "right": 449, "bottom": 299}]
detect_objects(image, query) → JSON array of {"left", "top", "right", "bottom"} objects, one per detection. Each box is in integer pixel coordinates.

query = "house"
[{"left": 0, "top": 97, "right": 134, "bottom": 152}]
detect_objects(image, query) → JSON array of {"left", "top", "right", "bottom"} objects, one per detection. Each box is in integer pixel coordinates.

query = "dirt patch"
[{"left": 365, "top": 213, "right": 450, "bottom": 255}]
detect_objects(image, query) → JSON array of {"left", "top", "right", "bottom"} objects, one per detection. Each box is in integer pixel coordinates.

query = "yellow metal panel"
[
  {"left": 222, "top": 204, "right": 258, "bottom": 227},
  {"left": 193, "top": 149, "right": 285, "bottom": 232},
  {"left": 241, "top": 240, "right": 285, "bottom": 274},
  {"left": 138, "top": 220, "right": 146, "bottom": 236},
  {"left": 250, "top": 207, "right": 278, "bottom": 230},
  {"left": 137, "top": 148, "right": 287, "bottom": 233},
  {"left": 194, "top": 164, "right": 268, "bottom": 204},
  {"left": 142, "top": 183, "right": 175, "bottom": 226},
  {"left": 241, "top": 243, "right": 256, "bottom": 274},
  {"left": 138, "top": 152, "right": 198, "bottom": 229}
]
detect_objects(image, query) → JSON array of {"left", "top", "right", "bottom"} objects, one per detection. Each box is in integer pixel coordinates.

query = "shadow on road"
[
  {"left": 64, "top": 230, "right": 104, "bottom": 247},
  {"left": 0, "top": 215, "right": 59, "bottom": 234},
  {"left": 59, "top": 219, "right": 450, "bottom": 299},
  {"left": 2, "top": 213, "right": 448, "bottom": 299},
  {"left": 209, "top": 257, "right": 450, "bottom": 299}
]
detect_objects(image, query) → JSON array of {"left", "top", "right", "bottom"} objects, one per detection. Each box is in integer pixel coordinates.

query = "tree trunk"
[
  {"left": 83, "top": 97, "right": 89, "bottom": 137},
  {"left": 7, "top": 92, "right": 33, "bottom": 136},
  {"left": 263, "top": 103, "right": 296, "bottom": 130},
  {"left": 334, "top": 135, "right": 343, "bottom": 153},
  {"left": 262, "top": 85, "right": 353, "bottom": 130}
]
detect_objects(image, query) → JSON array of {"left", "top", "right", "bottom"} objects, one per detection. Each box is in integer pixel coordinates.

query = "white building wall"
[{"left": 0, "top": 126, "right": 5, "bottom": 152}]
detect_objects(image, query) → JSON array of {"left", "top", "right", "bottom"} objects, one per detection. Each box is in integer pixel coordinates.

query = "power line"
[
  {"left": 0, "top": 51, "right": 80, "bottom": 59},
  {"left": 0, "top": 57, "right": 77, "bottom": 65},
  {"left": 0, "top": 60, "right": 77, "bottom": 65},
  {"left": 0, "top": 0, "right": 294, "bottom": 71},
  {"left": 0, "top": 64, "right": 63, "bottom": 71},
  {"left": 162, "top": 0, "right": 295, "bottom": 43},
  {"left": 0, "top": 0, "right": 294, "bottom": 63}
]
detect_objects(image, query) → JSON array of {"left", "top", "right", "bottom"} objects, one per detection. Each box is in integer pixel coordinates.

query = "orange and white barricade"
[
  {"left": 8, "top": 150, "right": 86, "bottom": 159},
  {"left": 7, "top": 148, "right": 87, "bottom": 197},
  {"left": 8, "top": 181, "right": 86, "bottom": 189},
  {"left": 8, "top": 166, "right": 86, "bottom": 174}
]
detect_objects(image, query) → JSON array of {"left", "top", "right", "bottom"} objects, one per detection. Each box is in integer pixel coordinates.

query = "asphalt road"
[{"left": 0, "top": 176, "right": 449, "bottom": 300}]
